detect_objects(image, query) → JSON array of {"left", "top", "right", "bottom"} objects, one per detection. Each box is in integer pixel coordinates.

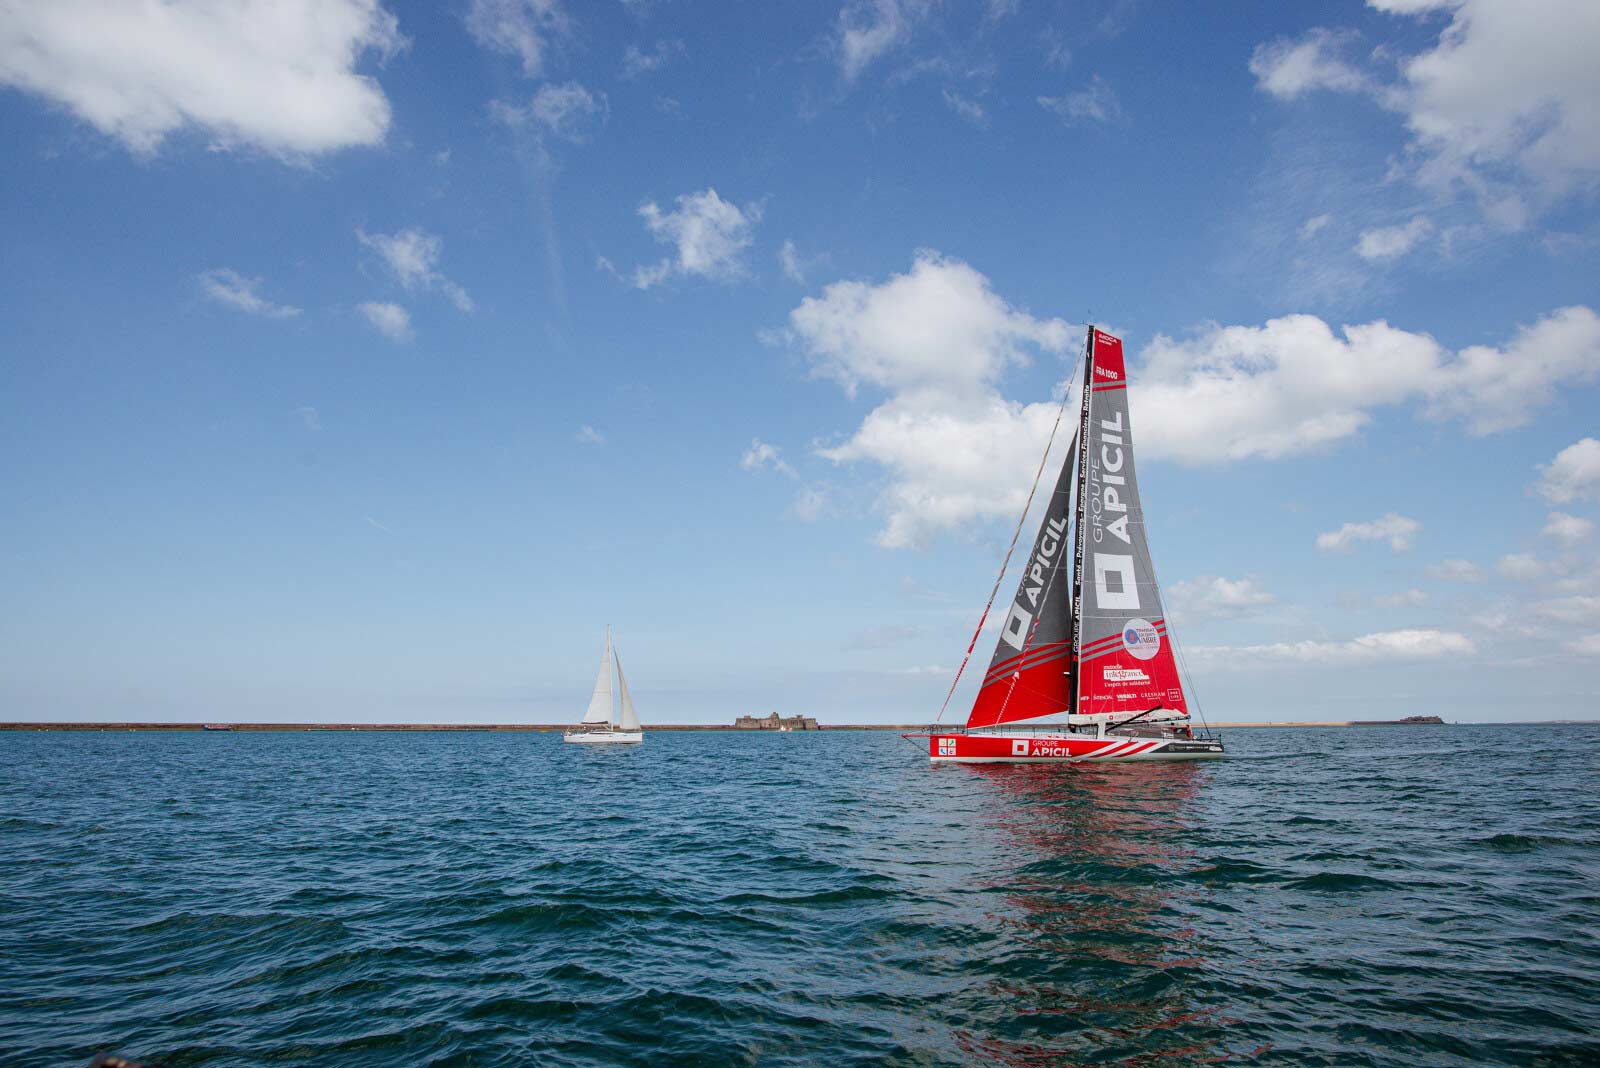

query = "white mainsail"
[
  {"left": 581, "top": 627, "right": 613, "bottom": 724},
  {"left": 614, "top": 652, "right": 641, "bottom": 731}
]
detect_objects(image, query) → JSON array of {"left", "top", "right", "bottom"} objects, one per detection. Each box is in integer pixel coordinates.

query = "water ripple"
[{"left": 1, "top": 724, "right": 1597, "bottom": 1066}]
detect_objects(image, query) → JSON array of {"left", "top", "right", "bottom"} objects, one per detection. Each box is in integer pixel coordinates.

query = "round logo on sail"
[{"left": 1121, "top": 618, "right": 1160, "bottom": 660}]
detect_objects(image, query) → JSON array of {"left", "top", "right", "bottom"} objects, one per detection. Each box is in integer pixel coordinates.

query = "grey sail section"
[
  {"left": 581, "top": 629, "right": 613, "bottom": 724},
  {"left": 965, "top": 431, "right": 1078, "bottom": 729},
  {"left": 615, "top": 652, "right": 641, "bottom": 731},
  {"left": 1072, "top": 329, "right": 1189, "bottom": 721}
]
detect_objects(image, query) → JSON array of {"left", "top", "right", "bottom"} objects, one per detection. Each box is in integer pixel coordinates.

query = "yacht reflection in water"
[{"left": 951, "top": 762, "right": 1256, "bottom": 1067}]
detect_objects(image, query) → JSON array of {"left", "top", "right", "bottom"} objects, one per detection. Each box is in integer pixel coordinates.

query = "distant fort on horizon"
[{"left": 733, "top": 712, "right": 820, "bottom": 731}]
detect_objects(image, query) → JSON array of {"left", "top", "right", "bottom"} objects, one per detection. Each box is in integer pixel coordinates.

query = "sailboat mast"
[{"left": 1068, "top": 326, "right": 1097, "bottom": 720}]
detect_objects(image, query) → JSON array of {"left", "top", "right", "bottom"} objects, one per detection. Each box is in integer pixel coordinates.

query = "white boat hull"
[{"left": 563, "top": 729, "right": 643, "bottom": 745}]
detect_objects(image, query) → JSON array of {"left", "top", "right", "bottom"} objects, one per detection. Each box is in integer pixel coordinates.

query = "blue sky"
[{"left": 2, "top": 0, "right": 1597, "bottom": 724}]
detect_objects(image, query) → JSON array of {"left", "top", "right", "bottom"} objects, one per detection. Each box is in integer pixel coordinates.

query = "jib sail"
[{"left": 965, "top": 433, "right": 1079, "bottom": 729}]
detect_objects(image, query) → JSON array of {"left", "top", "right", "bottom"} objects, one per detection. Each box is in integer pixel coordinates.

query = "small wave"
[
  {"left": 1284, "top": 871, "right": 1400, "bottom": 892},
  {"left": 1475, "top": 832, "right": 1580, "bottom": 853}
]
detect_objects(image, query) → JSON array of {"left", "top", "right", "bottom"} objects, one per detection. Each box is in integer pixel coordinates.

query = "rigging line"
[{"left": 934, "top": 356, "right": 1083, "bottom": 726}]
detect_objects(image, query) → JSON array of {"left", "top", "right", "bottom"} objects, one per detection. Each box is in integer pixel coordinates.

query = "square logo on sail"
[{"left": 1011, "top": 739, "right": 1029, "bottom": 756}]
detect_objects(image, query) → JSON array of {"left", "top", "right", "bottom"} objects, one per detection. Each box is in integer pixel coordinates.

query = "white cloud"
[
  {"left": 1537, "top": 595, "right": 1600, "bottom": 624},
  {"left": 1543, "top": 511, "right": 1595, "bottom": 546},
  {"left": 1299, "top": 213, "right": 1333, "bottom": 240},
  {"left": 0, "top": 0, "right": 403, "bottom": 157},
  {"left": 1355, "top": 216, "right": 1434, "bottom": 260},
  {"left": 357, "top": 301, "right": 411, "bottom": 342},
  {"left": 198, "top": 268, "right": 299, "bottom": 319},
  {"left": 1569, "top": 633, "right": 1600, "bottom": 656},
  {"left": 492, "top": 80, "right": 606, "bottom": 140},
  {"left": 1497, "top": 553, "right": 1545, "bottom": 581},
  {"left": 1384, "top": 0, "right": 1600, "bottom": 198},
  {"left": 1132, "top": 305, "right": 1600, "bottom": 460},
  {"left": 741, "top": 438, "right": 795, "bottom": 477},
  {"left": 295, "top": 405, "right": 321, "bottom": 432},
  {"left": 466, "top": 0, "right": 568, "bottom": 77},
  {"left": 1249, "top": 28, "right": 1369, "bottom": 99},
  {"left": 575, "top": 424, "right": 605, "bottom": 444},
  {"left": 1427, "top": 559, "right": 1482, "bottom": 583},
  {"left": 629, "top": 188, "right": 761, "bottom": 290},
  {"left": 943, "top": 89, "right": 986, "bottom": 125},
  {"left": 1535, "top": 438, "right": 1600, "bottom": 503},
  {"left": 1376, "top": 588, "right": 1429, "bottom": 608},
  {"left": 780, "top": 251, "right": 1073, "bottom": 548},
  {"left": 1192, "top": 627, "right": 1476, "bottom": 666},
  {"left": 1316, "top": 513, "right": 1421, "bottom": 553},
  {"left": 836, "top": 0, "right": 925, "bottom": 82},
  {"left": 1038, "top": 77, "right": 1120, "bottom": 124},
  {"left": 1254, "top": 2, "right": 1600, "bottom": 222},
  {"left": 789, "top": 250, "right": 1070, "bottom": 398},
  {"left": 1424, "top": 308, "right": 1600, "bottom": 434},
  {"left": 1167, "top": 576, "right": 1276, "bottom": 621},
  {"left": 356, "top": 227, "right": 474, "bottom": 313},
  {"left": 621, "top": 39, "right": 682, "bottom": 79}
]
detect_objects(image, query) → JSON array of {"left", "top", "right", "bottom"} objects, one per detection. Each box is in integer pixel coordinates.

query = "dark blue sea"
[{"left": 2, "top": 725, "right": 1597, "bottom": 1067}]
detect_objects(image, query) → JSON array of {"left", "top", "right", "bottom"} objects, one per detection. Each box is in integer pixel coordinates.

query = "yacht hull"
[
  {"left": 916, "top": 731, "right": 1223, "bottom": 763},
  {"left": 564, "top": 730, "right": 644, "bottom": 745}
]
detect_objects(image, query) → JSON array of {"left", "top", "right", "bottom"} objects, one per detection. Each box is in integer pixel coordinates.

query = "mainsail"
[
  {"left": 1070, "top": 330, "right": 1188, "bottom": 722},
  {"left": 963, "top": 327, "right": 1188, "bottom": 730},
  {"left": 581, "top": 627, "right": 614, "bottom": 724},
  {"left": 614, "top": 653, "right": 641, "bottom": 731}
]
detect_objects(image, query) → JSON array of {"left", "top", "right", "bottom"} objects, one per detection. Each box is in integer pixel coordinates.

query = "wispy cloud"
[
  {"left": 465, "top": 0, "right": 571, "bottom": 77},
  {"left": 741, "top": 438, "right": 795, "bottom": 477},
  {"left": 491, "top": 81, "right": 607, "bottom": 141},
  {"left": 1038, "top": 77, "right": 1120, "bottom": 125},
  {"left": 198, "top": 269, "right": 300, "bottom": 319},
  {"left": 576, "top": 424, "right": 605, "bottom": 444},
  {"left": 1316, "top": 513, "right": 1420, "bottom": 554},
  {"left": 1191, "top": 628, "right": 1476, "bottom": 667},
  {"left": 357, "top": 227, "right": 475, "bottom": 313}
]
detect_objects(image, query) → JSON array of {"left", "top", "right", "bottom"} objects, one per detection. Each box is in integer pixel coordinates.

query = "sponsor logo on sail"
[
  {"left": 1103, "top": 666, "right": 1151, "bottom": 683},
  {"left": 1121, "top": 617, "right": 1161, "bottom": 660}
]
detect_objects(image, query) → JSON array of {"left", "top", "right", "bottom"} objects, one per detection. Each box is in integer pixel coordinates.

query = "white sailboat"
[{"left": 564, "top": 626, "right": 644, "bottom": 745}]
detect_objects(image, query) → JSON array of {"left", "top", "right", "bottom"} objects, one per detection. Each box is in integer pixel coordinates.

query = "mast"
[{"left": 1068, "top": 326, "right": 1096, "bottom": 720}]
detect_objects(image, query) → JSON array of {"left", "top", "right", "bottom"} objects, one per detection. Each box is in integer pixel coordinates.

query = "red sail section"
[
  {"left": 1074, "top": 329, "right": 1189, "bottom": 721},
  {"left": 967, "top": 643, "right": 1075, "bottom": 728}
]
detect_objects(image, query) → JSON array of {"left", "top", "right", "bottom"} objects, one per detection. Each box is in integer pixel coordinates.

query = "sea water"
[{"left": 1, "top": 724, "right": 1596, "bottom": 1066}]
